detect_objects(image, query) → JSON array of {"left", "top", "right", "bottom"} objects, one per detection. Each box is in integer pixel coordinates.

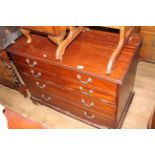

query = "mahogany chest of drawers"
[{"left": 6, "top": 29, "right": 142, "bottom": 128}]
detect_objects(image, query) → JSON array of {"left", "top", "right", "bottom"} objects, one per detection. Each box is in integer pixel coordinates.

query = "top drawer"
[{"left": 11, "top": 54, "right": 117, "bottom": 95}]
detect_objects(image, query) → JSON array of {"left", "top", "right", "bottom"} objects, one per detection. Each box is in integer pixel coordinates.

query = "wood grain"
[
  {"left": 6, "top": 29, "right": 142, "bottom": 128},
  {"left": 140, "top": 26, "right": 155, "bottom": 62}
]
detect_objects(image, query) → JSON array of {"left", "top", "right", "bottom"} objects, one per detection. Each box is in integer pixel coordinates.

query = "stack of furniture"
[{"left": 6, "top": 27, "right": 142, "bottom": 128}]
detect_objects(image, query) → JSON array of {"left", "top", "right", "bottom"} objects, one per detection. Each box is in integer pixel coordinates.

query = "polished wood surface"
[
  {"left": 32, "top": 95, "right": 115, "bottom": 128},
  {"left": 21, "top": 26, "right": 138, "bottom": 74},
  {"left": 103, "top": 26, "right": 138, "bottom": 74},
  {"left": 140, "top": 26, "right": 155, "bottom": 62},
  {"left": 20, "top": 74, "right": 116, "bottom": 115},
  {"left": 117, "top": 47, "right": 139, "bottom": 126},
  {"left": 7, "top": 30, "right": 141, "bottom": 83},
  {"left": 14, "top": 63, "right": 116, "bottom": 103},
  {"left": 12, "top": 58, "right": 117, "bottom": 102},
  {"left": 6, "top": 29, "right": 142, "bottom": 128},
  {"left": 21, "top": 26, "right": 84, "bottom": 60}
]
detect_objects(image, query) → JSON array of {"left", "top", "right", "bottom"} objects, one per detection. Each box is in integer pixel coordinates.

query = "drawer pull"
[
  {"left": 77, "top": 74, "right": 92, "bottom": 84},
  {"left": 79, "top": 86, "right": 93, "bottom": 95},
  {"left": 41, "top": 94, "right": 51, "bottom": 101},
  {"left": 35, "top": 82, "right": 46, "bottom": 89},
  {"left": 84, "top": 111, "right": 95, "bottom": 119},
  {"left": 30, "top": 70, "right": 41, "bottom": 78},
  {"left": 81, "top": 99, "right": 94, "bottom": 107},
  {"left": 26, "top": 58, "right": 37, "bottom": 67}
]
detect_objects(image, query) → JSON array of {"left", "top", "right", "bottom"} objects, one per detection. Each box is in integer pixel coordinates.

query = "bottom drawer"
[{"left": 31, "top": 90, "right": 116, "bottom": 128}]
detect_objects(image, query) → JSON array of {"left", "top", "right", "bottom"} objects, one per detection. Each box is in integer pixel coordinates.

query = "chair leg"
[
  {"left": 21, "top": 29, "right": 31, "bottom": 43},
  {"left": 48, "top": 31, "right": 66, "bottom": 45},
  {"left": 55, "top": 26, "right": 84, "bottom": 60},
  {"left": 106, "top": 27, "right": 135, "bottom": 74}
]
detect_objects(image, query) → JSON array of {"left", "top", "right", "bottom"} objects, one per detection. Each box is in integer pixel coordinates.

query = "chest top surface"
[{"left": 7, "top": 29, "right": 142, "bottom": 84}]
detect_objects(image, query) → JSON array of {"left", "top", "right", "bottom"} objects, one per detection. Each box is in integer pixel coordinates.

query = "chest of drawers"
[{"left": 6, "top": 29, "right": 142, "bottom": 128}]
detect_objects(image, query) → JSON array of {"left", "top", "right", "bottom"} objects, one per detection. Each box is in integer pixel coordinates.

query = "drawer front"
[
  {"left": 22, "top": 73, "right": 116, "bottom": 116},
  {"left": 31, "top": 91, "right": 115, "bottom": 128},
  {"left": 141, "top": 31, "right": 155, "bottom": 48},
  {"left": 14, "top": 62, "right": 117, "bottom": 104},
  {"left": 11, "top": 54, "right": 117, "bottom": 94}
]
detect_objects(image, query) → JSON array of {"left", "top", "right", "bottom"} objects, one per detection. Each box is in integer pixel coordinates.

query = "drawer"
[
  {"left": 22, "top": 73, "right": 116, "bottom": 115},
  {"left": 14, "top": 62, "right": 117, "bottom": 103},
  {"left": 141, "top": 31, "right": 155, "bottom": 48},
  {"left": 31, "top": 91, "right": 115, "bottom": 128},
  {"left": 11, "top": 54, "right": 117, "bottom": 95}
]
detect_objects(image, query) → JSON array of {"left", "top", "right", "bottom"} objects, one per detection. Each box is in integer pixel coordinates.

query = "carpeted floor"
[{"left": 0, "top": 61, "right": 155, "bottom": 128}]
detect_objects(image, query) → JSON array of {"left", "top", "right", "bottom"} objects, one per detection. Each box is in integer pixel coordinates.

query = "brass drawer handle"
[
  {"left": 30, "top": 70, "right": 42, "bottom": 78},
  {"left": 35, "top": 81, "right": 46, "bottom": 89},
  {"left": 41, "top": 94, "right": 51, "bottom": 101},
  {"left": 77, "top": 74, "right": 92, "bottom": 84},
  {"left": 79, "top": 86, "right": 93, "bottom": 95},
  {"left": 83, "top": 111, "right": 95, "bottom": 119},
  {"left": 81, "top": 99, "right": 94, "bottom": 107},
  {"left": 26, "top": 58, "right": 37, "bottom": 67}
]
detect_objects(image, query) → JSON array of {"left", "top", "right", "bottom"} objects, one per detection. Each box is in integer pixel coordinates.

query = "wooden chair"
[
  {"left": 21, "top": 26, "right": 84, "bottom": 60},
  {"left": 103, "top": 26, "right": 138, "bottom": 74}
]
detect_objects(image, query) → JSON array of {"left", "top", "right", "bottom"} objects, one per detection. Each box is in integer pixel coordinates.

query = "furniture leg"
[
  {"left": 56, "top": 26, "right": 84, "bottom": 60},
  {"left": 106, "top": 27, "right": 135, "bottom": 74},
  {"left": 48, "top": 31, "right": 66, "bottom": 45},
  {"left": 21, "top": 29, "right": 31, "bottom": 43}
]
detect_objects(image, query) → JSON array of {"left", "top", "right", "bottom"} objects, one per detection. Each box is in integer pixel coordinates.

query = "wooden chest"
[
  {"left": 140, "top": 26, "right": 155, "bottom": 62},
  {"left": 6, "top": 29, "right": 142, "bottom": 128}
]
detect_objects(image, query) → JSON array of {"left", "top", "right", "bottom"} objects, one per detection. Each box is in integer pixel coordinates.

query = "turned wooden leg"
[
  {"left": 56, "top": 26, "right": 84, "bottom": 60},
  {"left": 21, "top": 29, "right": 32, "bottom": 43},
  {"left": 48, "top": 31, "right": 66, "bottom": 45}
]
